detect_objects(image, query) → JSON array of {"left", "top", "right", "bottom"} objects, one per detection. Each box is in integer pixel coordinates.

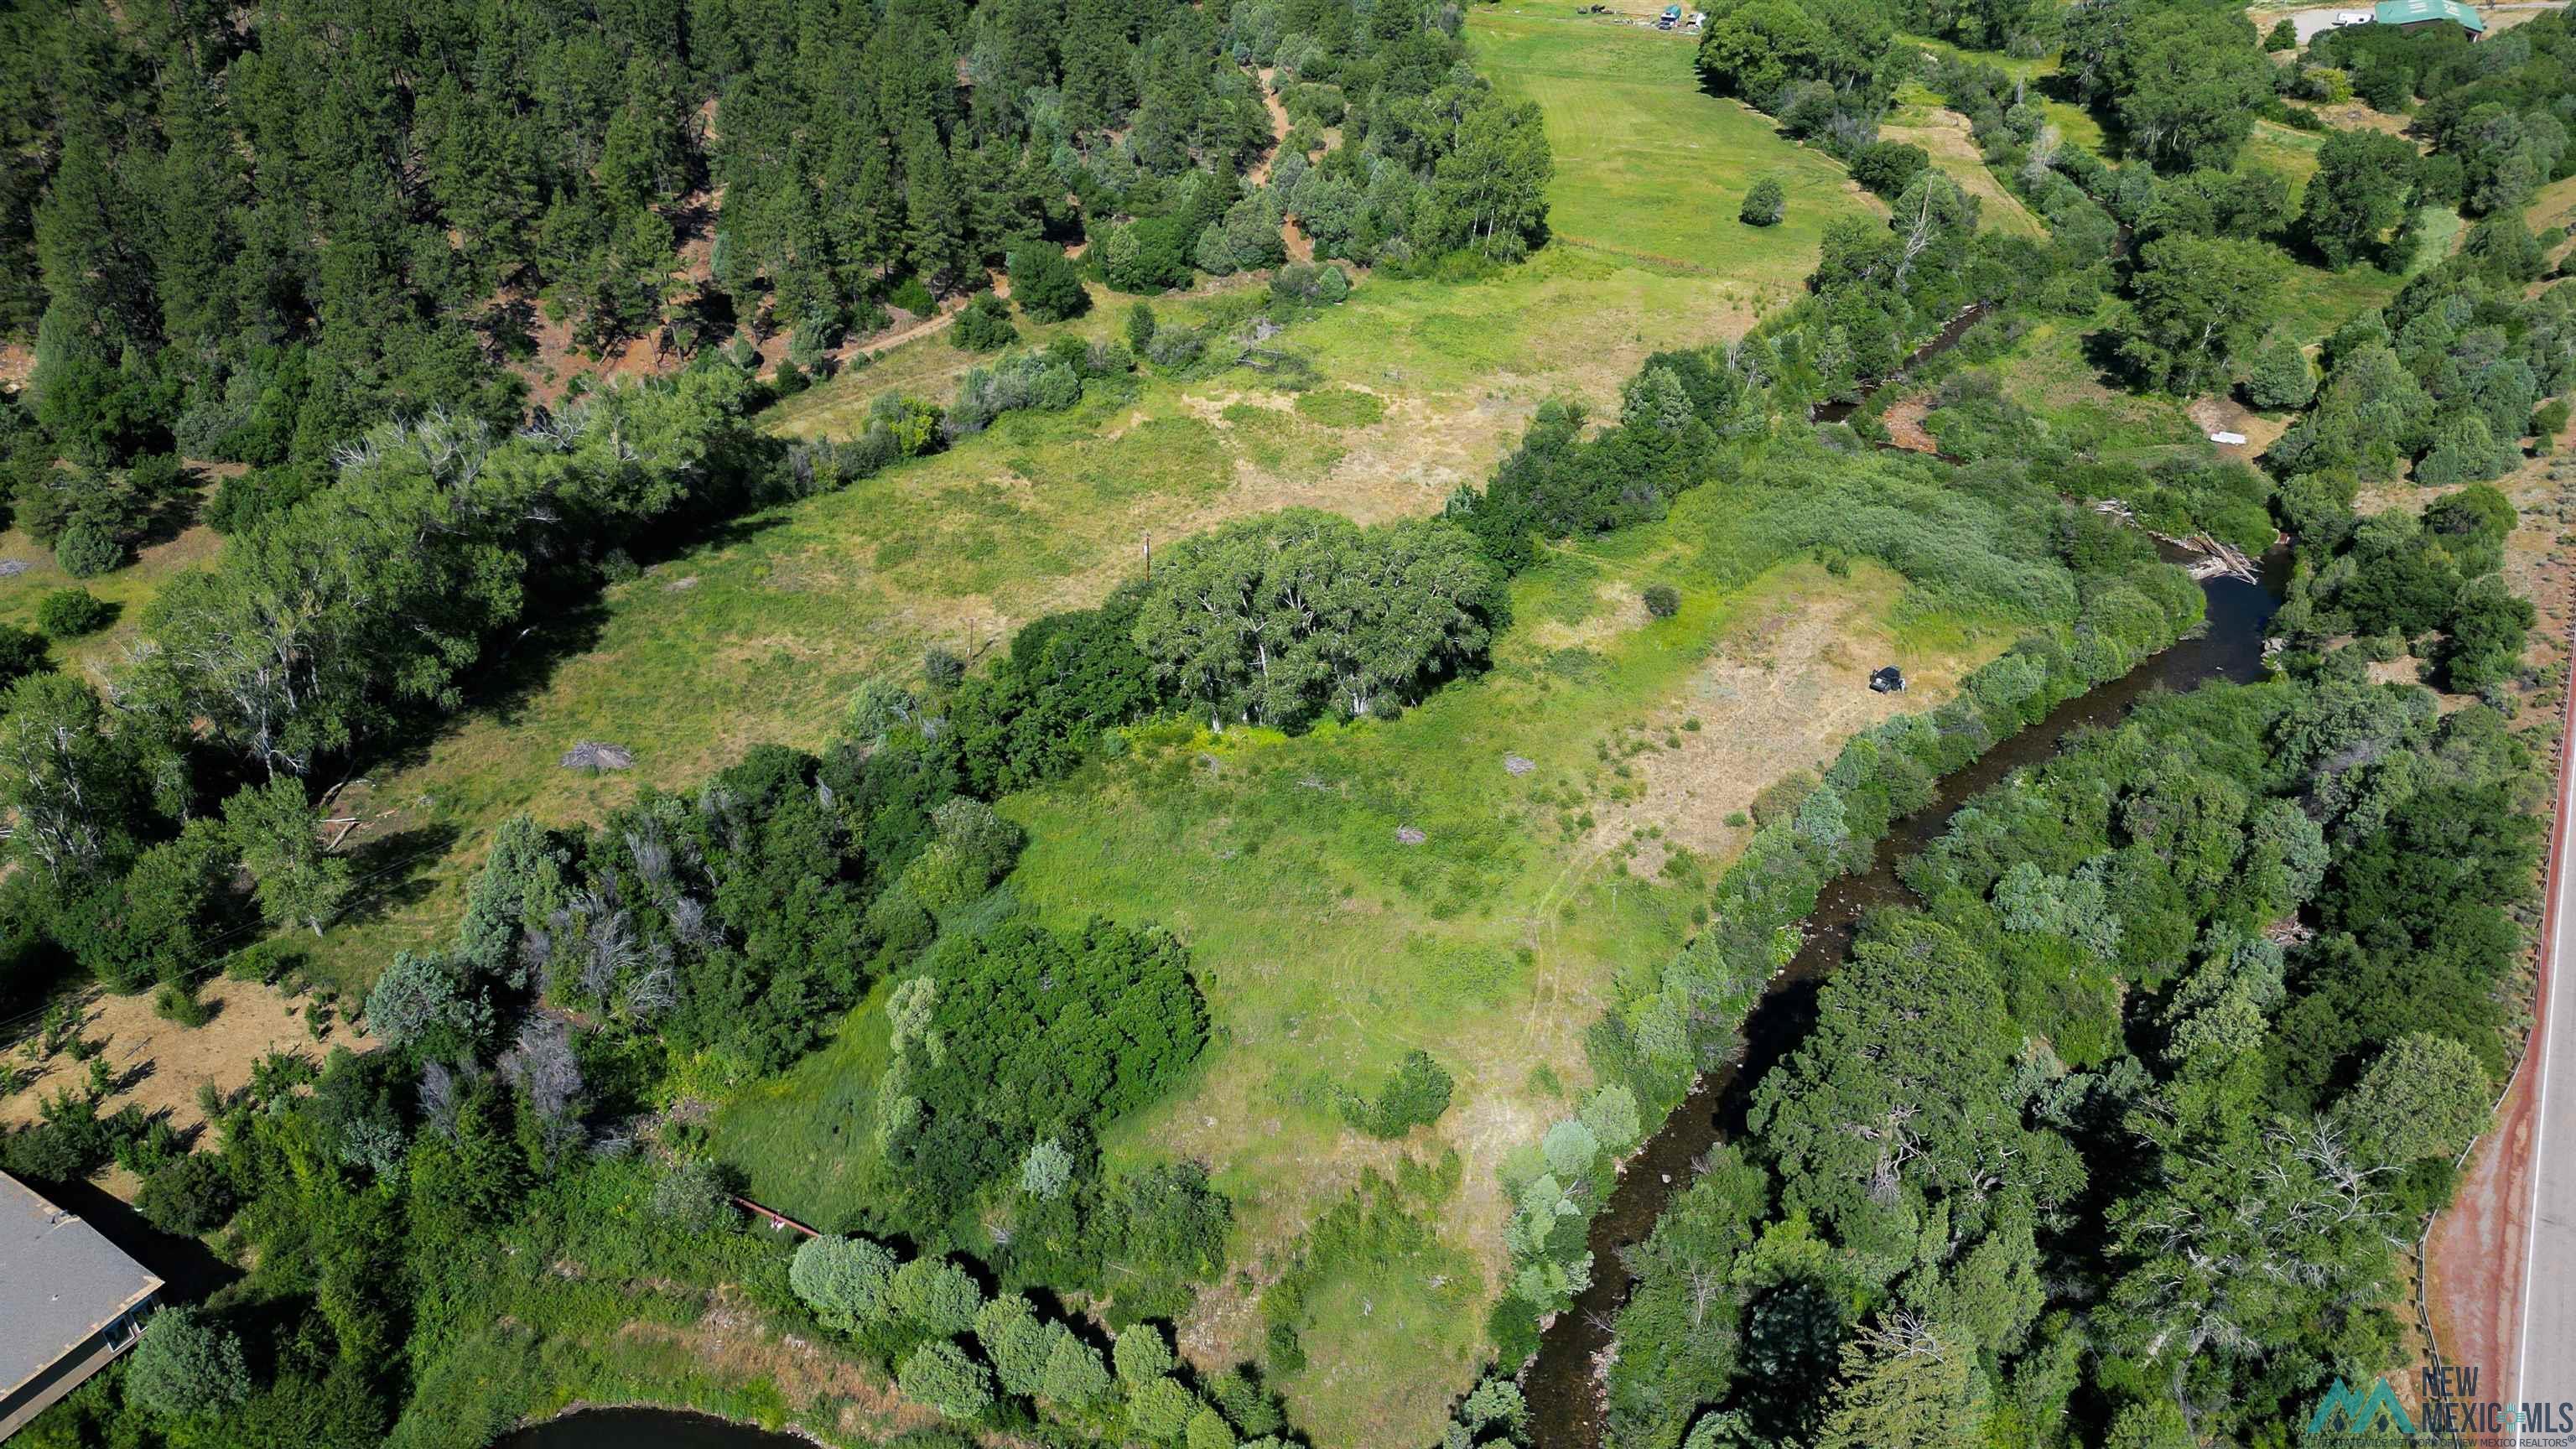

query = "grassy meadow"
[
  {"left": 0, "top": 513, "right": 222, "bottom": 678},
  {"left": 305, "top": 8, "right": 1881, "bottom": 992},
  {"left": 1467, "top": 6, "right": 1886, "bottom": 284},
  {"left": 711, "top": 504, "right": 2012, "bottom": 1441}
]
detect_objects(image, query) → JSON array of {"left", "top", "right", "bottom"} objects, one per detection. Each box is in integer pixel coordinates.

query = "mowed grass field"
[
  {"left": 1469, "top": 6, "right": 1885, "bottom": 293},
  {"left": 309, "top": 12, "right": 1883, "bottom": 992}
]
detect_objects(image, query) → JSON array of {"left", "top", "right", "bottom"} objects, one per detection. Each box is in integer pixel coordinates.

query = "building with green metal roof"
[{"left": 2371, "top": 0, "right": 2487, "bottom": 35}]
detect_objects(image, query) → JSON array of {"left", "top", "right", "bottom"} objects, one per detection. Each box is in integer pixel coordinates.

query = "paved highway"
[{"left": 2520, "top": 727, "right": 2576, "bottom": 1441}]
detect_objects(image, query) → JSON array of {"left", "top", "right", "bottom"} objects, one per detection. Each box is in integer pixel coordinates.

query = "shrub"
[
  {"left": 951, "top": 350, "right": 1092, "bottom": 434},
  {"left": 1740, "top": 176, "right": 1785, "bottom": 227},
  {"left": 890, "top": 276, "right": 937, "bottom": 314},
  {"left": 1270, "top": 261, "right": 1351, "bottom": 309},
  {"left": 226, "top": 937, "right": 307, "bottom": 984},
  {"left": 0, "top": 624, "right": 47, "bottom": 689},
  {"left": 125, "top": 1309, "right": 249, "bottom": 1420},
  {"left": 138, "top": 1153, "right": 238, "bottom": 1235},
  {"left": 950, "top": 293, "right": 1018, "bottom": 351},
  {"left": 901, "top": 1341, "right": 995, "bottom": 1420},
  {"left": 2243, "top": 340, "right": 2318, "bottom": 411},
  {"left": 35, "top": 587, "right": 114, "bottom": 637},
  {"left": 153, "top": 983, "right": 210, "bottom": 1026},
  {"left": 1008, "top": 242, "right": 1091, "bottom": 322},
  {"left": 2533, "top": 398, "right": 2569, "bottom": 442},
  {"left": 362, "top": 950, "right": 488, "bottom": 1055},
  {"left": 891, "top": 1255, "right": 985, "bottom": 1334},
  {"left": 1101, "top": 217, "right": 1195, "bottom": 293},
  {"left": 1642, "top": 584, "right": 1681, "bottom": 619},
  {"left": 2265, "top": 17, "right": 2296, "bottom": 49},
  {"left": 1340, "top": 1049, "right": 1455, "bottom": 1137},
  {"left": 650, "top": 1159, "right": 735, "bottom": 1233},
  {"left": 1145, "top": 327, "right": 1206, "bottom": 371},
  {"left": 1848, "top": 143, "right": 1930, "bottom": 197},
  {"left": 54, "top": 522, "right": 124, "bottom": 578},
  {"left": 790, "top": 1233, "right": 900, "bottom": 1331}
]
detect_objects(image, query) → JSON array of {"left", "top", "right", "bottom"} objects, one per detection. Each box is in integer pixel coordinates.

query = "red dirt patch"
[{"left": 1880, "top": 392, "right": 1940, "bottom": 454}]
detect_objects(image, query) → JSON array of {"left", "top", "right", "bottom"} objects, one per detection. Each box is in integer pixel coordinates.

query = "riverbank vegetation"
[
  {"left": 1602, "top": 662, "right": 2537, "bottom": 1449},
  {"left": 1592, "top": 73, "right": 2568, "bottom": 1446}
]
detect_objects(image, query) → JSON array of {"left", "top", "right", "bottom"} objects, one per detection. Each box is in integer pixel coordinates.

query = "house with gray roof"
[{"left": 1, "top": 1172, "right": 161, "bottom": 1441}]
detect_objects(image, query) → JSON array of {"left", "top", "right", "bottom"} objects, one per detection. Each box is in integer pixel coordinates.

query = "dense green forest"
[
  {"left": 1600, "top": 665, "right": 2535, "bottom": 1449},
  {"left": 0, "top": 0, "right": 1548, "bottom": 551}
]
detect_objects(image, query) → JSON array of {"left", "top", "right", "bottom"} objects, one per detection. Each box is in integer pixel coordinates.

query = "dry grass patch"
[{"left": 2, "top": 975, "right": 374, "bottom": 1144}]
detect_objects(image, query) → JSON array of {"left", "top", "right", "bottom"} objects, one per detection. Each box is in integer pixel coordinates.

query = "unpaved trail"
[
  {"left": 1249, "top": 66, "right": 1317, "bottom": 262},
  {"left": 1249, "top": 67, "right": 1294, "bottom": 185}
]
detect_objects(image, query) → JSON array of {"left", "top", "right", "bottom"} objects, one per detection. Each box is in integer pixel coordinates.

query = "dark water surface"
[
  {"left": 491, "top": 1407, "right": 813, "bottom": 1449},
  {"left": 1521, "top": 553, "right": 2286, "bottom": 1448}
]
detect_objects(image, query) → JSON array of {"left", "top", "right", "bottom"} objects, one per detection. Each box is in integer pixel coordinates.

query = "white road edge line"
[{"left": 2516, "top": 621, "right": 2576, "bottom": 1448}]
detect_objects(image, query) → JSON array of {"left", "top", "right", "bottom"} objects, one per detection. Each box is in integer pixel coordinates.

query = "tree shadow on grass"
[
  {"left": 2079, "top": 326, "right": 2140, "bottom": 392},
  {"left": 329, "top": 819, "right": 465, "bottom": 932}
]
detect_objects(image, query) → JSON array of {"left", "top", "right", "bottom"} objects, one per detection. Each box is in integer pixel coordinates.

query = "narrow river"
[{"left": 1520, "top": 548, "right": 2288, "bottom": 1446}]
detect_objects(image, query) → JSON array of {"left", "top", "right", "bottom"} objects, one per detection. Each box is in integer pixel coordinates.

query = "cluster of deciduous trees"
[
  {"left": 787, "top": 1235, "right": 1283, "bottom": 1441},
  {"left": 2305, "top": 12, "right": 2575, "bottom": 215},
  {"left": 1133, "top": 508, "right": 1509, "bottom": 730},
  {"left": 0, "top": 367, "right": 798, "bottom": 1024},
  {"left": 1602, "top": 663, "right": 2534, "bottom": 1448},
  {"left": 2274, "top": 231, "right": 2574, "bottom": 485}
]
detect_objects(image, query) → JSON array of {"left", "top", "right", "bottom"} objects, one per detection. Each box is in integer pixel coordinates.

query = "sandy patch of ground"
[
  {"left": 2, "top": 975, "right": 377, "bottom": 1145},
  {"left": 2189, "top": 393, "right": 2293, "bottom": 458},
  {"left": 1881, "top": 392, "right": 1941, "bottom": 454},
  {"left": 1576, "top": 584, "right": 1987, "bottom": 878}
]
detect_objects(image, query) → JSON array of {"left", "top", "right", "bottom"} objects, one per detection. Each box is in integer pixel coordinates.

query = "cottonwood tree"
[
  {"left": 1134, "top": 510, "right": 1504, "bottom": 730},
  {"left": 2300, "top": 132, "right": 2419, "bottom": 269},
  {"left": 0, "top": 673, "right": 142, "bottom": 881},
  {"left": 2116, "top": 235, "right": 2278, "bottom": 395},
  {"left": 1812, "top": 1315, "right": 1989, "bottom": 1449},
  {"left": 223, "top": 776, "right": 351, "bottom": 936}
]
